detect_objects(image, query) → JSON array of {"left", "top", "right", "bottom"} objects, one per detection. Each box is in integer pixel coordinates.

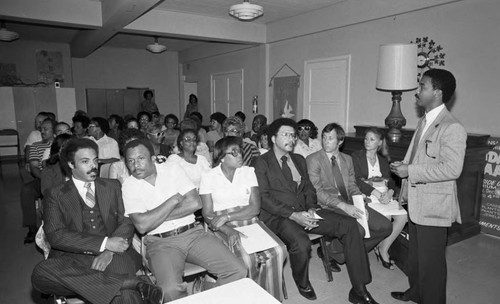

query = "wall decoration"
[
  {"left": 480, "top": 137, "right": 500, "bottom": 237},
  {"left": 410, "top": 36, "right": 446, "bottom": 80},
  {"left": 36, "top": 50, "right": 64, "bottom": 84},
  {"left": 273, "top": 76, "right": 299, "bottom": 120}
]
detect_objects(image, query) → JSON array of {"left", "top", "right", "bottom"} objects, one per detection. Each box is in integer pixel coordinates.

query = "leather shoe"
[
  {"left": 296, "top": 281, "right": 317, "bottom": 300},
  {"left": 316, "top": 247, "right": 341, "bottom": 272},
  {"left": 136, "top": 281, "right": 163, "bottom": 304},
  {"left": 24, "top": 230, "right": 36, "bottom": 244},
  {"left": 391, "top": 291, "right": 411, "bottom": 302},
  {"left": 348, "top": 288, "right": 379, "bottom": 304}
]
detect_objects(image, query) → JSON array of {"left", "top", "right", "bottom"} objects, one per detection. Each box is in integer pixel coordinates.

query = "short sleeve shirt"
[
  {"left": 25, "top": 130, "right": 42, "bottom": 147},
  {"left": 122, "top": 162, "right": 196, "bottom": 235},
  {"left": 199, "top": 165, "right": 258, "bottom": 212},
  {"left": 29, "top": 141, "right": 52, "bottom": 170},
  {"left": 166, "top": 154, "right": 211, "bottom": 189},
  {"left": 96, "top": 134, "right": 120, "bottom": 160}
]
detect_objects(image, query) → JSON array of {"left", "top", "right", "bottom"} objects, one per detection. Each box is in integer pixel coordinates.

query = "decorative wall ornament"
[{"left": 411, "top": 36, "right": 446, "bottom": 80}]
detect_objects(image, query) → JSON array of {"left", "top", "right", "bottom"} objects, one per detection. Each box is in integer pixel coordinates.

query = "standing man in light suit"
[{"left": 390, "top": 69, "right": 467, "bottom": 304}]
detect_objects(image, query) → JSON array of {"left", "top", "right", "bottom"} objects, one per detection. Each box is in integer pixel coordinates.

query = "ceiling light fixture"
[
  {"left": 0, "top": 21, "right": 19, "bottom": 42},
  {"left": 229, "top": 0, "right": 263, "bottom": 21},
  {"left": 146, "top": 37, "right": 167, "bottom": 53}
]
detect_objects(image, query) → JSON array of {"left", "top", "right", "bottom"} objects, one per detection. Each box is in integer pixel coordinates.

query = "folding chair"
[{"left": 309, "top": 233, "right": 334, "bottom": 282}]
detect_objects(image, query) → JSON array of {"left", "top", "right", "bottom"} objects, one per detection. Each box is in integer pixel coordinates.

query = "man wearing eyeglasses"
[
  {"left": 390, "top": 69, "right": 466, "bottom": 304},
  {"left": 122, "top": 139, "right": 246, "bottom": 302},
  {"left": 252, "top": 118, "right": 379, "bottom": 304}
]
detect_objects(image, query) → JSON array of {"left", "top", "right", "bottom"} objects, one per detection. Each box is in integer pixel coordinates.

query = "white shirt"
[
  {"left": 199, "top": 165, "right": 258, "bottom": 212},
  {"left": 420, "top": 104, "right": 445, "bottom": 143},
  {"left": 71, "top": 177, "right": 107, "bottom": 251},
  {"left": 293, "top": 138, "right": 322, "bottom": 158},
  {"left": 367, "top": 157, "right": 382, "bottom": 179},
  {"left": 95, "top": 134, "right": 120, "bottom": 159},
  {"left": 122, "top": 162, "right": 196, "bottom": 235},
  {"left": 166, "top": 154, "right": 211, "bottom": 189},
  {"left": 25, "top": 130, "right": 42, "bottom": 147}
]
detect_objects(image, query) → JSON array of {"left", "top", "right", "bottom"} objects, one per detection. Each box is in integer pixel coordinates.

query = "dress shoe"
[
  {"left": 296, "top": 282, "right": 317, "bottom": 300},
  {"left": 316, "top": 247, "right": 341, "bottom": 272},
  {"left": 391, "top": 291, "right": 411, "bottom": 302},
  {"left": 374, "top": 247, "right": 394, "bottom": 270},
  {"left": 348, "top": 288, "right": 379, "bottom": 304},
  {"left": 136, "top": 281, "right": 163, "bottom": 304}
]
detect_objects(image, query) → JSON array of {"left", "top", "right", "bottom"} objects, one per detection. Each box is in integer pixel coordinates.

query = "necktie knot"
[
  {"left": 281, "top": 155, "right": 288, "bottom": 163},
  {"left": 331, "top": 155, "right": 336, "bottom": 164},
  {"left": 85, "top": 182, "right": 92, "bottom": 190}
]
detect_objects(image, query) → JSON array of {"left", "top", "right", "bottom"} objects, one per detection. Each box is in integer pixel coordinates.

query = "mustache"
[{"left": 87, "top": 168, "right": 98, "bottom": 175}]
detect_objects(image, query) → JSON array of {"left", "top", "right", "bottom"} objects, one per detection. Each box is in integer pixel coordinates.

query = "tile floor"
[{"left": 1, "top": 162, "right": 499, "bottom": 304}]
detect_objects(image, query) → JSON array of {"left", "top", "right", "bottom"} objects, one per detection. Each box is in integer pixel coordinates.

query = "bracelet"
[{"left": 227, "top": 213, "right": 231, "bottom": 221}]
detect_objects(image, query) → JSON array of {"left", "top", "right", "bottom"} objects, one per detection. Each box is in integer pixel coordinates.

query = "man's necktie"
[
  {"left": 85, "top": 182, "right": 96, "bottom": 208},
  {"left": 281, "top": 155, "right": 294, "bottom": 182},
  {"left": 331, "top": 156, "right": 349, "bottom": 202},
  {"left": 409, "top": 116, "right": 426, "bottom": 164}
]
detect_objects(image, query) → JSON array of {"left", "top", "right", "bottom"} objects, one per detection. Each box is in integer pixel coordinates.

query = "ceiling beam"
[
  {"left": 0, "top": 0, "right": 101, "bottom": 28},
  {"left": 125, "top": 9, "right": 266, "bottom": 45},
  {"left": 70, "top": 0, "right": 163, "bottom": 58}
]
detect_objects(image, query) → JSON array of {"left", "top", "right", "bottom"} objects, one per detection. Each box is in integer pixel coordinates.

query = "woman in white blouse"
[
  {"left": 166, "top": 128, "right": 211, "bottom": 189},
  {"left": 199, "top": 136, "right": 286, "bottom": 301}
]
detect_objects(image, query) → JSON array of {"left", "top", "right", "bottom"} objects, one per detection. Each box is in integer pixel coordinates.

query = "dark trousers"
[
  {"left": 405, "top": 220, "right": 447, "bottom": 304},
  {"left": 362, "top": 206, "right": 393, "bottom": 252},
  {"left": 31, "top": 248, "right": 141, "bottom": 304},
  {"left": 20, "top": 179, "right": 41, "bottom": 227},
  {"left": 264, "top": 209, "right": 371, "bottom": 290}
]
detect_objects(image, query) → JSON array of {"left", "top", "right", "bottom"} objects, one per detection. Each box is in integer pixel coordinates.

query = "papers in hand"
[
  {"left": 233, "top": 223, "right": 279, "bottom": 254},
  {"left": 368, "top": 196, "right": 407, "bottom": 216},
  {"left": 352, "top": 195, "right": 370, "bottom": 238}
]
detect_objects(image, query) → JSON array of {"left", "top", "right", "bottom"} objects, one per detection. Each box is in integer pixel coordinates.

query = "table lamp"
[{"left": 376, "top": 43, "right": 417, "bottom": 142}]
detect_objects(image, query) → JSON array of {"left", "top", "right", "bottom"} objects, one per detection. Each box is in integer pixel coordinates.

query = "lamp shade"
[{"left": 376, "top": 43, "right": 417, "bottom": 91}]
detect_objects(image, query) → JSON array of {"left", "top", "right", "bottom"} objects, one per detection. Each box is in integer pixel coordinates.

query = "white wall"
[{"left": 71, "top": 47, "right": 180, "bottom": 116}]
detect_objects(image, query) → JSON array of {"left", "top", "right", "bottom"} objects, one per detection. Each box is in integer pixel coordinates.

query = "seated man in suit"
[
  {"left": 121, "top": 139, "right": 246, "bottom": 302},
  {"left": 306, "top": 123, "right": 392, "bottom": 263},
  {"left": 32, "top": 138, "right": 162, "bottom": 304},
  {"left": 252, "top": 118, "right": 379, "bottom": 304}
]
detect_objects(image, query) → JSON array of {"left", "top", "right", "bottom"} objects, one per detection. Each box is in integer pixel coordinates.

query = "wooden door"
[
  {"left": 303, "top": 55, "right": 351, "bottom": 132},
  {"left": 211, "top": 70, "right": 243, "bottom": 116},
  {"left": 86, "top": 89, "right": 107, "bottom": 118},
  {"left": 106, "top": 89, "right": 124, "bottom": 117}
]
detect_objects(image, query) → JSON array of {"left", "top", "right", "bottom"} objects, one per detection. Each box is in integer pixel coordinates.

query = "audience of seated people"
[
  {"left": 199, "top": 136, "right": 287, "bottom": 301},
  {"left": 350, "top": 127, "right": 408, "bottom": 270},
  {"left": 26, "top": 107, "right": 412, "bottom": 304}
]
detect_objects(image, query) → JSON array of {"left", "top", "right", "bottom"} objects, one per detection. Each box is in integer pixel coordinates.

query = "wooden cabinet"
[
  {"left": 342, "top": 125, "right": 489, "bottom": 245},
  {"left": 86, "top": 88, "right": 149, "bottom": 119}
]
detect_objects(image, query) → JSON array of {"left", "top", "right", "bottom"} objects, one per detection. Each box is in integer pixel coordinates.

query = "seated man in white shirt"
[
  {"left": 121, "top": 139, "right": 246, "bottom": 302},
  {"left": 88, "top": 117, "right": 120, "bottom": 166}
]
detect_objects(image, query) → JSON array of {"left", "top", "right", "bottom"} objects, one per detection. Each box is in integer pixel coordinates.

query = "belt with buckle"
[{"left": 153, "top": 222, "right": 198, "bottom": 238}]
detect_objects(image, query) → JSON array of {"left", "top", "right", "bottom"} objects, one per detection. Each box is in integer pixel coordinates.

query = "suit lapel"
[
  {"left": 319, "top": 150, "right": 336, "bottom": 188},
  {"left": 338, "top": 153, "right": 350, "bottom": 188},
  {"left": 268, "top": 150, "right": 296, "bottom": 192},
  {"left": 95, "top": 179, "right": 110, "bottom": 227},
  {"left": 61, "top": 180, "right": 84, "bottom": 232},
  {"left": 421, "top": 108, "right": 448, "bottom": 143}
]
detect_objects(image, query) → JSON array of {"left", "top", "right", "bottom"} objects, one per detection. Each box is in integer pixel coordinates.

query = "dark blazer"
[
  {"left": 43, "top": 178, "right": 135, "bottom": 257},
  {"left": 351, "top": 149, "right": 396, "bottom": 196},
  {"left": 252, "top": 150, "right": 319, "bottom": 224}
]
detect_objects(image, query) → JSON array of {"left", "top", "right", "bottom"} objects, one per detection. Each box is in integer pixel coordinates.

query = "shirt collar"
[
  {"left": 424, "top": 103, "right": 445, "bottom": 126},
  {"left": 72, "top": 176, "right": 93, "bottom": 189}
]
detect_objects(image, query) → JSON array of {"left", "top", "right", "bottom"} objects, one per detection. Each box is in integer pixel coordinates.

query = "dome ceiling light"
[
  {"left": 146, "top": 37, "right": 167, "bottom": 53},
  {"left": 229, "top": 0, "right": 263, "bottom": 21},
  {"left": 0, "top": 21, "right": 19, "bottom": 42}
]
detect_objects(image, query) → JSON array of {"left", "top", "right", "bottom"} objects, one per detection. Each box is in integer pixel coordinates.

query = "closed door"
[
  {"left": 303, "top": 55, "right": 351, "bottom": 132},
  {"left": 211, "top": 70, "right": 243, "bottom": 116}
]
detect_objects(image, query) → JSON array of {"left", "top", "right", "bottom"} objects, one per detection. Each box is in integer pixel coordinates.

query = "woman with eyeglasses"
[
  {"left": 199, "top": 136, "right": 286, "bottom": 301},
  {"left": 351, "top": 128, "right": 408, "bottom": 270},
  {"left": 145, "top": 122, "right": 171, "bottom": 159},
  {"left": 166, "top": 128, "right": 211, "bottom": 189},
  {"left": 293, "top": 119, "right": 322, "bottom": 158}
]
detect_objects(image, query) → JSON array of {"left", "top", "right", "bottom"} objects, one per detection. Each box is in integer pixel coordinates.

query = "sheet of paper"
[
  {"left": 352, "top": 195, "right": 370, "bottom": 238},
  {"left": 233, "top": 223, "right": 279, "bottom": 254},
  {"left": 368, "top": 196, "right": 408, "bottom": 216}
]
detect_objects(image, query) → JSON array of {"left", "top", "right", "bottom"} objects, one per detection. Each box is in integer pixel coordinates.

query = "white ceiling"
[{"left": 0, "top": 0, "right": 346, "bottom": 54}]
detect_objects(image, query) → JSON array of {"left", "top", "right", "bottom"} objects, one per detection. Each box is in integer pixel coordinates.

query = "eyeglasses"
[
  {"left": 148, "top": 131, "right": 164, "bottom": 137},
  {"left": 298, "top": 126, "right": 311, "bottom": 132},
  {"left": 278, "top": 132, "right": 297, "bottom": 140},
  {"left": 227, "top": 128, "right": 241, "bottom": 135},
  {"left": 183, "top": 136, "right": 198, "bottom": 143},
  {"left": 88, "top": 124, "right": 97, "bottom": 129},
  {"left": 224, "top": 149, "right": 242, "bottom": 157}
]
